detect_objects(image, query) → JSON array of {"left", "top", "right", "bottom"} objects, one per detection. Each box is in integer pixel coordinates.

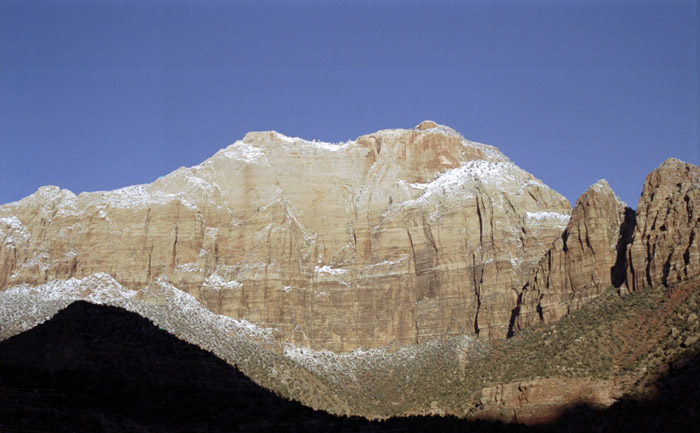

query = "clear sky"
[{"left": 1, "top": 0, "right": 698, "bottom": 209}]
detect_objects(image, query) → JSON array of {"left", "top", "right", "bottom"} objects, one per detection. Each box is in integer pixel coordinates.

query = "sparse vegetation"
[
  {"left": 2, "top": 276, "right": 700, "bottom": 420},
  {"left": 262, "top": 278, "right": 700, "bottom": 418}
]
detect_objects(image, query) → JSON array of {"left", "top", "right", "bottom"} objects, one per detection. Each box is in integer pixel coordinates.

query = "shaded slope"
[
  {"left": 1, "top": 299, "right": 700, "bottom": 432},
  {"left": 552, "top": 353, "right": 700, "bottom": 432},
  {"left": 0, "top": 301, "right": 535, "bottom": 433}
]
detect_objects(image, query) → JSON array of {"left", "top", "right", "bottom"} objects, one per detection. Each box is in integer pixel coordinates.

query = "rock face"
[
  {"left": 514, "top": 158, "right": 700, "bottom": 332},
  {"left": 0, "top": 121, "right": 571, "bottom": 350},
  {"left": 626, "top": 158, "right": 700, "bottom": 292},
  {"left": 477, "top": 377, "right": 623, "bottom": 425},
  {"left": 515, "top": 180, "right": 628, "bottom": 330}
]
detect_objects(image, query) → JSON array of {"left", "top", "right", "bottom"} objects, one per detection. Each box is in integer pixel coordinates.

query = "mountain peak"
[
  {"left": 416, "top": 120, "right": 440, "bottom": 130},
  {"left": 627, "top": 157, "right": 700, "bottom": 291}
]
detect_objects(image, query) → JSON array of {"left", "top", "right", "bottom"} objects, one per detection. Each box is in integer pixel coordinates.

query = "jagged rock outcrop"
[
  {"left": 626, "top": 158, "right": 700, "bottom": 292},
  {"left": 514, "top": 159, "right": 700, "bottom": 333},
  {"left": 515, "top": 180, "right": 628, "bottom": 330},
  {"left": 0, "top": 121, "right": 571, "bottom": 350}
]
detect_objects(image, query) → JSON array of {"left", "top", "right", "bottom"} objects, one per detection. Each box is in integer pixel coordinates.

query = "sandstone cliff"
[
  {"left": 515, "top": 180, "right": 628, "bottom": 330},
  {"left": 514, "top": 158, "right": 700, "bottom": 332},
  {"left": 0, "top": 121, "right": 571, "bottom": 350},
  {"left": 626, "top": 158, "right": 700, "bottom": 292},
  {"left": 477, "top": 377, "right": 622, "bottom": 425}
]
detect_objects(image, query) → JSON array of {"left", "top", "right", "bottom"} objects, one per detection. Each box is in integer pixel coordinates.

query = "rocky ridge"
[
  {"left": 513, "top": 157, "right": 700, "bottom": 331},
  {"left": 515, "top": 180, "right": 629, "bottom": 330}
]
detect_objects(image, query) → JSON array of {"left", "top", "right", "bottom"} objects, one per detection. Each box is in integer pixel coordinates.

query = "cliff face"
[
  {"left": 515, "top": 180, "right": 628, "bottom": 330},
  {"left": 514, "top": 158, "right": 700, "bottom": 332},
  {"left": 626, "top": 158, "right": 700, "bottom": 292},
  {"left": 0, "top": 121, "right": 571, "bottom": 350},
  {"left": 477, "top": 377, "right": 623, "bottom": 425}
]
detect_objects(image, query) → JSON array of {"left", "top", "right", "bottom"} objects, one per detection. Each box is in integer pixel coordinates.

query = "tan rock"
[
  {"left": 416, "top": 120, "right": 439, "bottom": 130},
  {"left": 626, "top": 158, "right": 700, "bottom": 292},
  {"left": 0, "top": 122, "right": 571, "bottom": 350},
  {"left": 682, "top": 335, "right": 698, "bottom": 348},
  {"left": 476, "top": 377, "right": 623, "bottom": 425},
  {"left": 515, "top": 180, "right": 627, "bottom": 330}
]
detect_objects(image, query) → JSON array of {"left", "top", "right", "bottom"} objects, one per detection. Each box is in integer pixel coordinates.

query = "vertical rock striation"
[
  {"left": 626, "top": 158, "right": 700, "bottom": 292},
  {"left": 514, "top": 158, "right": 700, "bottom": 333},
  {"left": 515, "top": 180, "right": 627, "bottom": 330}
]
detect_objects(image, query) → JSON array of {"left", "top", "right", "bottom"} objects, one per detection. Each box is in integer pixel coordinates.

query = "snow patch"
[
  {"left": 366, "top": 257, "right": 408, "bottom": 268},
  {"left": 100, "top": 184, "right": 198, "bottom": 210},
  {"left": 0, "top": 274, "right": 277, "bottom": 344},
  {"left": 417, "top": 124, "right": 464, "bottom": 138},
  {"left": 176, "top": 263, "right": 203, "bottom": 273},
  {"left": 204, "top": 273, "right": 242, "bottom": 290},
  {"left": 315, "top": 265, "right": 348, "bottom": 275},
  {"left": 281, "top": 335, "right": 483, "bottom": 386},
  {"left": 400, "top": 160, "right": 522, "bottom": 207},
  {"left": 103, "top": 185, "right": 153, "bottom": 208},
  {"left": 220, "top": 141, "right": 266, "bottom": 163},
  {"left": 525, "top": 211, "right": 571, "bottom": 225},
  {"left": 21, "top": 252, "right": 52, "bottom": 271},
  {"left": 0, "top": 216, "right": 30, "bottom": 244}
]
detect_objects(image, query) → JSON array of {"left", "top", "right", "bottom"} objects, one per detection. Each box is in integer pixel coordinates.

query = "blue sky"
[{"left": 1, "top": 0, "right": 697, "bottom": 209}]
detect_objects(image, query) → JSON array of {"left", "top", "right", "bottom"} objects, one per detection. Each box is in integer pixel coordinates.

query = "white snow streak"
[
  {"left": 524, "top": 211, "right": 570, "bottom": 225},
  {"left": 315, "top": 265, "right": 348, "bottom": 275}
]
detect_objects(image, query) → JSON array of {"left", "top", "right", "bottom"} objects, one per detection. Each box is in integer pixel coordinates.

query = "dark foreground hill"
[
  {"left": 1, "top": 301, "right": 700, "bottom": 433},
  {"left": 0, "top": 301, "right": 535, "bottom": 433}
]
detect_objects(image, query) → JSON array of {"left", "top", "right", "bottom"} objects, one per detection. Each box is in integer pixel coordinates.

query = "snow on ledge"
[
  {"left": 315, "top": 265, "right": 348, "bottom": 275},
  {"left": 220, "top": 141, "right": 266, "bottom": 163},
  {"left": 524, "top": 211, "right": 571, "bottom": 225},
  {"left": 203, "top": 273, "right": 243, "bottom": 290},
  {"left": 0, "top": 216, "right": 30, "bottom": 244}
]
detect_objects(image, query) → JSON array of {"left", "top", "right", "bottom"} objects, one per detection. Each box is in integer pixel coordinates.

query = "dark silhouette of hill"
[
  {"left": 0, "top": 301, "right": 535, "bottom": 432},
  {"left": 0, "top": 301, "right": 699, "bottom": 432}
]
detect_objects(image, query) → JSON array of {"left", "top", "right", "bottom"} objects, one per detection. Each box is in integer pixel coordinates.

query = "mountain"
[
  {"left": 626, "top": 158, "right": 700, "bottom": 291},
  {"left": 0, "top": 121, "right": 571, "bottom": 349},
  {"left": 1, "top": 122, "right": 699, "bottom": 424},
  {"left": 516, "top": 180, "right": 629, "bottom": 330},
  {"left": 2, "top": 287, "right": 700, "bottom": 432}
]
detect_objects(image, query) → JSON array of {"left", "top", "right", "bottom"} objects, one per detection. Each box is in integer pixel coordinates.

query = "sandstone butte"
[{"left": 0, "top": 121, "right": 698, "bottom": 354}]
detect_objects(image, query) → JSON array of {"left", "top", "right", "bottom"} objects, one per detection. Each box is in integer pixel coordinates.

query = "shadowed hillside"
[
  {"left": 552, "top": 353, "right": 700, "bottom": 432},
  {"left": 0, "top": 301, "right": 534, "bottom": 433},
  {"left": 1, "top": 301, "right": 700, "bottom": 432}
]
